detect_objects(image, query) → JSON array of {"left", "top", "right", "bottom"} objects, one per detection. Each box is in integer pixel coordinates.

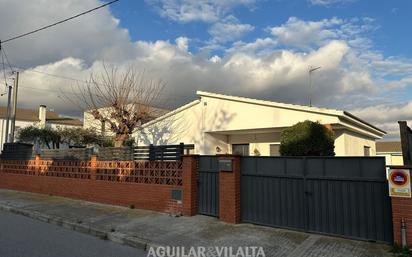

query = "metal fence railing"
[{"left": 0, "top": 143, "right": 195, "bottom": 161}]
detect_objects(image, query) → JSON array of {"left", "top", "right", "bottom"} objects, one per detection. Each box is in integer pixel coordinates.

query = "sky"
[{"left": 0, "top": 0, "right": 412, "bottom": 138}]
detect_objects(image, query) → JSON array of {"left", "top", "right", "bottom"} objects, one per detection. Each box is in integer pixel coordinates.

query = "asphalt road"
[{"left": 0, "top": 210, "right": 146, "bottom": 257}]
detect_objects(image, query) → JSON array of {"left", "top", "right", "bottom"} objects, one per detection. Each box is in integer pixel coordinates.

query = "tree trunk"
[{"left": 114, "top": 134, "right": 129, "bottom": 147}]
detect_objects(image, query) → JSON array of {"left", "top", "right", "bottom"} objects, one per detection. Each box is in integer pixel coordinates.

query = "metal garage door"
[{"left": 240, "top": 156, "right": 393, "bottom": 243}]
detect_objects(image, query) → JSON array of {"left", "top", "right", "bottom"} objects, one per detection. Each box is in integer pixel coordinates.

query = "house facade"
[
  {"left": 137, "top": 91, "right": 386, "bottom": 156},
  {"left": 0, "top": 105, "right": 82, "bottom": 147}
]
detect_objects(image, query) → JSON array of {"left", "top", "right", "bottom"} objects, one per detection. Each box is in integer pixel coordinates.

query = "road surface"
[{"left": 0, "top": 210, "right": 146, "bottom": 257}]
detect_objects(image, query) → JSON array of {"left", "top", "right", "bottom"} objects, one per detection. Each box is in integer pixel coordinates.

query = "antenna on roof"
[{"left": 308, "top": 66, "right": 321, "bottom": 107}]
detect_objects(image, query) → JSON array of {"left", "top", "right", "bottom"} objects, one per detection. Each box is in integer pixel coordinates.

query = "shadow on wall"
[
  {"left": 189, "top": 107, "right": 237, "bottom": 154},
  {"left": 137, "top": 112, "right": 190, "bottom": 145},
  {"left": 136, "top": 106, "right": 236, "bottom": 151}
]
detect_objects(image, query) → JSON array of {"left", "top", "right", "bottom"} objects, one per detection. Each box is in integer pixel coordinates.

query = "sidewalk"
[{"left": 0, "top": 189, "right": 392, "bottom": 257}]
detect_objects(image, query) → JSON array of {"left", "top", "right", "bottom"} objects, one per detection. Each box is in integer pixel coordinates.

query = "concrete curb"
[{"left": 0, "top": 203, "right": 149, "bottom": 251}]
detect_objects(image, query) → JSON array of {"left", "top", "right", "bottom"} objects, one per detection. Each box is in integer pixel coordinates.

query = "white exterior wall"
[
  {"left": 136, "top": 101, "right": 202, "bottom": 148},
  {"left": 340, "top": 130, "right": 376, "bottom": 156},
  {"left": 137, "top": 95, "right": 381, "bottom": 156},
  {"left": 201, "top": 96, "right": 340, "bottom": 132},
  {"left": 83, "top": 111, "right": 110, "bottom": 134}
]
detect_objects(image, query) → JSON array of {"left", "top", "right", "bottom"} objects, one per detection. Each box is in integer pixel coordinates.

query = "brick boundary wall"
[
  {"left": 0, "top": 173, "right": 179, "bottom": 212},
  {"left": 391, "top": 184, "right": 412, "bottom": 246},
  {"left": 0, "top": 155, "right": 198, "bottom": 215},
  {"left": 2, "top": 152, "right": 407, "bottom": 245}
]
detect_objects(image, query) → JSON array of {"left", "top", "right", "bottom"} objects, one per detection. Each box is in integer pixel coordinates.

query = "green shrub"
[{"left": 279, "top": 120, "right": 335, "bottom": 156}]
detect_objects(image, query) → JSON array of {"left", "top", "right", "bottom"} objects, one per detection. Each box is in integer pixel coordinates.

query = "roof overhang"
[{"left": 206, "top": 127, "right": 286, "bottom": 135}]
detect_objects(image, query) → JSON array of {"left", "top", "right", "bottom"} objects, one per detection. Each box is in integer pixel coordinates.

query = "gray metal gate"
[
  {"left": 240, "top": 157, "right": 393, "bottom": 243},
  {"left": 198, "top": 156, "right": 219, "bottom": 217}
]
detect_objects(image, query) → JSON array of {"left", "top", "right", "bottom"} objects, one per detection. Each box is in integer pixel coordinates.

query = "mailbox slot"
[{"left": 219, "top": 159, "right": 233, "bottom": 172}]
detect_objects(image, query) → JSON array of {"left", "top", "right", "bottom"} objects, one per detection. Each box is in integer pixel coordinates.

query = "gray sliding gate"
[
  {"left": 240, "top": 157, "right": 393, "bottom": 243},
  {"left": 198, "top": 156, "right": 219, "bottom": 217}
]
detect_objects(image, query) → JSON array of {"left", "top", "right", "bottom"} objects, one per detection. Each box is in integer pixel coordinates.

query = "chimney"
[{"left": 39, "top": 105, "right": 47, "bottom": 128}]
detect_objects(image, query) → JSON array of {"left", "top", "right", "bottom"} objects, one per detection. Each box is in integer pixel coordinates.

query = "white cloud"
[
  {"left": 175, "top": 37, "right": 189, "bottom": 52},
  {"left": 268, "top": 17, "right": 377, "bottom": 50},
  {"left": 209, "top": 55, "right": 221, "bottom": 63},
  {"left": 146, "top": 0, "right": 257, "bottom": 23},
  {"left": 351, "top": 102, "right": 412, "bottom": 138},
  {"left": 208, "top": 16, "right": 254, "bottom": 43},
  {"left": 309, "top": 0, "right": 357, "bottom": 6},
  {"left": 229, "top": 38, "right": 277, "bottom": 55},
  {"left": 18, "top": 38, "right": 371, "bottom": 118},
  {"left": 0, "top": 0, "right": 133, "bottom": 67},
  {"left": 270, "top": 17, "right": 342, "bottom": 49}
]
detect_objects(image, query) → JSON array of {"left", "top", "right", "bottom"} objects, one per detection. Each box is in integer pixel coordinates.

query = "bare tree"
[{"left": 68, "top": 65, "right": 165, "bottom": 147}]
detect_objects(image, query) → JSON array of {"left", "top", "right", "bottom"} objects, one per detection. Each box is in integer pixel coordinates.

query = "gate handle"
[{"left": 304, "top": 191, "right": 313, "bottom": 195}]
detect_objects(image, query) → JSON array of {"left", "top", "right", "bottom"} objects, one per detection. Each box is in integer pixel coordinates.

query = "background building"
[
  {"left": 376, "top": 141, "right": 403, "bottom": 165},
  {"left": 83, "top": 104, "right": 168, "bottom": 137},
  {"left": 0, "top": 105, "right": 82, "bottom": 147}
]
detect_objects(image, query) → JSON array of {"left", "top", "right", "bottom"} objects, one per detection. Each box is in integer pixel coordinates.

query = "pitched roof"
[
  {"left": 0, "top": 107, "right": 82, "bottom": 126},
  {"left": 376, "top": 141, "right": 402, "bottom": 153},
  {"left": 196, "top": 91, "right": 386, "bottom": 136}
]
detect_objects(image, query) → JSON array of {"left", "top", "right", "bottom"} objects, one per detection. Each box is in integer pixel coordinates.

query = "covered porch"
[{"left": 204, "top": 124, "right": 347, "bottom": 156}]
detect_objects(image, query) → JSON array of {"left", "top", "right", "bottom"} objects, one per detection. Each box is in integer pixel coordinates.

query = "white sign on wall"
[{"left": 388, "top": 169, "right": 411, "bottom": 198}]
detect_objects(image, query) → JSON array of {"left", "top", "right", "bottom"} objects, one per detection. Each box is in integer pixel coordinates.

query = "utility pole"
[
  {"left": 1, "top": 40, "right": 12, "bottom": 144},
  {"left": 4, "top": 84, "right": 12, "bottom": 143},
  {"left": 10, "top": 71, "right": 19, "bottom": 143},
  {"left": 308, "top": 66, "right": 321, "bottom": 107}
]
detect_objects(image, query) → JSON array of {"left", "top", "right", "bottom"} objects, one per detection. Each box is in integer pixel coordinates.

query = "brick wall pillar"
[
  {"left": 35, "top": 154, "right": 41, "bottom": 175},
  {"left": 218, "top": 155, "right": 241, "bottom": 224},
  {"left": 90, "top": 155, "right": 97, "bottom": 180},
  {"left": 182, "top": 155, "right": 198, "bottom": 216}
]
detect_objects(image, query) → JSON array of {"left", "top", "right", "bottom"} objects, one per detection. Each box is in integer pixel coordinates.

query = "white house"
[
  {"left": 0, "top": 105, "right": 82, "bottom": 147},
  {"left": 136, "top": 91, "right": 386, "bottom": 156}
]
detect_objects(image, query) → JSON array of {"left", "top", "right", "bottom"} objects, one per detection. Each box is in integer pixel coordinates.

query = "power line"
[
  {"left": 1, "top": 0, "right": 120, "bottom": 44},
  {"left": 0, "top": 61, "right": 191, "bottom": 100},
  {"left": 0, "top": 50, "right": 14, "bottom": 92},
  {"left": 1, "top": 51, "right": 7, "bottom": 90},
  {"left": 1, "top": 47, "right": 14, "bottom": 72}
]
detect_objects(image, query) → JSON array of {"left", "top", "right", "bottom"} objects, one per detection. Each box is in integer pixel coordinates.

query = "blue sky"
[
  {"left": 110, "top": 0, "right": 412, "bottom": 58},
  {"left": 1, "top": 0, "right": 412, "bottom": 137}
]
